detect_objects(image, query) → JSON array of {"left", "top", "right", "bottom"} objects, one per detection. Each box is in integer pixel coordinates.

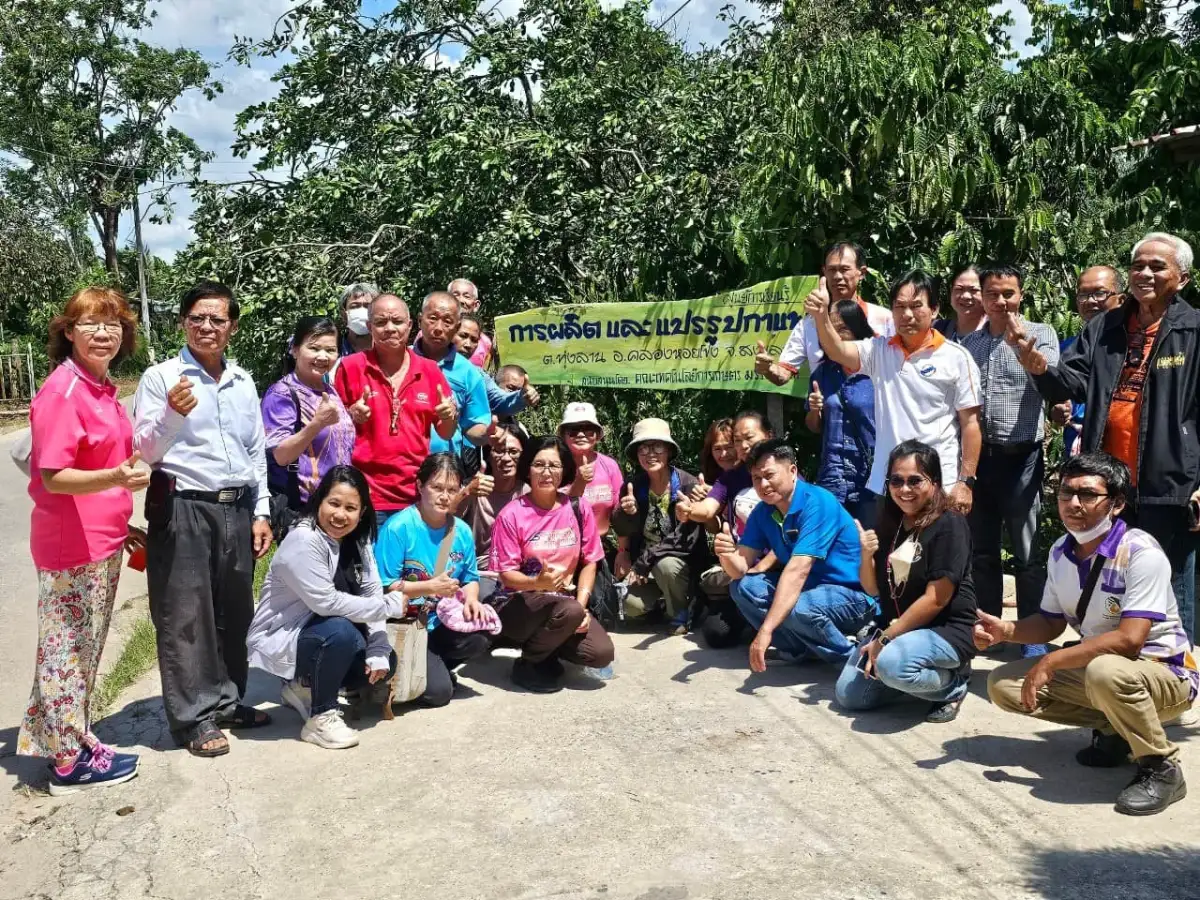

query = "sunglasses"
[{"left": 887, "top": 475, "right": 929, "bottom": 490}]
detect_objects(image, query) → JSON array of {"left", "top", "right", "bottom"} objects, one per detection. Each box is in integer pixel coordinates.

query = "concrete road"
[{"left": 3, "top": 633, "right": 1199, "bottom": 900}]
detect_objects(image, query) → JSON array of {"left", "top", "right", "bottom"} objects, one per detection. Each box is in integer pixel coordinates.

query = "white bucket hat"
[
  {"left": 559, "top": 402, "right": 604, "bottom": 439},
  {"left": 625, "top": 418, "right": 679, "bottom": 459}
]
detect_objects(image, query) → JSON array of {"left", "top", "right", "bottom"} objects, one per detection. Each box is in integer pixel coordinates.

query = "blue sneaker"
[
  {"left": 1021, "top": 643, "right": 1051, "bottom": 659},
  {"left": 582, "top": 665, "right": 615, "bottom": 681},
  {"left": 48, "top": 744, "right": 139, "bottom": 796}
]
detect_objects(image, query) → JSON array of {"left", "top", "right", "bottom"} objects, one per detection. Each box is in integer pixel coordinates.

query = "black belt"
[
  {"left": 982, "top": 441, "right": 1039, "bottom": 456},
  {"left": 175, "top": 486, "right": 250, "bottom": 504}
]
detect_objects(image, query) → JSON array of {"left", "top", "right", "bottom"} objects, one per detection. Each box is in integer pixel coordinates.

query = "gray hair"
[
  {"left": 1132, "top": 233, "right": 1194, "bottom": 275},
  {"left": 340, "top": 281, "right": 381, "bottom": 309},
  {"left": 422, "top": 290, "right": 460, "bottom": 316},
  {"left": 447, "top": 278, "right": 478, "bottom": 297}
]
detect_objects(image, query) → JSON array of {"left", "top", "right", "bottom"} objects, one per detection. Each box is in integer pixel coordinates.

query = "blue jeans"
[
  {"left": 835, "top": 628, "right": 968, "bottom": 710},
  {"left": 1134, "top": 504, "right": 1199, "bottom": 643},
  {"left": 731, "top": 572, "right": 876, "bottom": 663},
  {"left": 295, "top": 615, "right": 396, "bottom": 715}
]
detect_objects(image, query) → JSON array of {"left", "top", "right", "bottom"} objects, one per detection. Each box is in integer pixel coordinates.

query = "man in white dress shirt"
[
  {"left": 755, "top": 241, "right": 895, "bottom": 385},
  {"left": 134, "top": 281, "right": 273, "bottom": 757}
]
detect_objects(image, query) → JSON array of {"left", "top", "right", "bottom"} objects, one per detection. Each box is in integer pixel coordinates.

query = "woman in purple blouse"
[{"left": 262, "top": 317, "right": 356, "bottom": 534}]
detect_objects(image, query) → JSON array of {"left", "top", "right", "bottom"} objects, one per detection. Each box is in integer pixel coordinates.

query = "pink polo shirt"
[{"left": 28, "top": 360, "right": 134, "bottom": 571}]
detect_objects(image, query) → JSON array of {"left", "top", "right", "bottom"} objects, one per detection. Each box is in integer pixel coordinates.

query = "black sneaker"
[
  {"left": 1115, "top": 757, "right": 1187, "bottom": 816},
  {"left": 925, "top": 696, "right": 966, "bottom": 724},
  {"left": 538, "top": 656, "right": 565, "bottom": 679},
  {"left": 1076, "top": 729, "right": 1132, "bottom": 768},
  {"left": 512, "top": 658, "right": 563, "bottom": 694}
]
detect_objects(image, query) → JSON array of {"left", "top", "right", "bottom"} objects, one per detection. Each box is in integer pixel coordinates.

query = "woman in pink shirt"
[
  {"left": 491, "top": 435, "right": 615, "bottom": 693},
  {"left": 558, "top": 402, "right": 623, "bottom": 537},
  {"left": 20, "top": 288, "right": 147, "bottom": 795}
]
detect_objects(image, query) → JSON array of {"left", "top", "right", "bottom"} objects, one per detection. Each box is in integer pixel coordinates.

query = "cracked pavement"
[{"left": 4, "top": 634, "right": 1200, "bottom": 900}]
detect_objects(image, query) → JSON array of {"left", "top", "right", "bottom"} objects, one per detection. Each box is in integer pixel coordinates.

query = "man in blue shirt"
[
  {"left": 411, "top": 291, "right": 491, "bottom": 457},
  {"left": 1050, "top": 266, "right": 1124, "bottom": 456},
  {"left": 714, "top": 437, "right": 877, "bottom": 673}
]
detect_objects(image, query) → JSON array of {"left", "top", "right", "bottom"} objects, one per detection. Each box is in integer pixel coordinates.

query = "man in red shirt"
[{"left": 334, "top": 293, "right": 457, "bottom": 523}]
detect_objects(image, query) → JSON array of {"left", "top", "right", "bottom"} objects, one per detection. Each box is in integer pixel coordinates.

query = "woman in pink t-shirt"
[
  {"left": 491, "top": 435, "right": 615, "bottom": 693},
  {"left": 558, "top": 402, "right": 622, "bottom": 537},
  {"left": 20, "top": 288, "right": 147, "bottom": 795}
]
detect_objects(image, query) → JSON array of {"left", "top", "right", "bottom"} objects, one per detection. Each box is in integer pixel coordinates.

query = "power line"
[{"left": 656, "top": 0, "right": 697, "bottom": 29}]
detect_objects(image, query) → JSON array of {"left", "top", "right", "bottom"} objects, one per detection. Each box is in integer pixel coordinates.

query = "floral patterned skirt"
[{"left": 18, "top": 552, "right": 122, "bottom": 761}]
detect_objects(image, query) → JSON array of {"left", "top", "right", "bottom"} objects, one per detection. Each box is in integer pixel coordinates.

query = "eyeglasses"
[
  {"left": 491, "top": 448, "right": 521, "bottom": 459},
  {"left": 1077, "top": 290, "right": 1116, "bottom": 303},
  {"left": 564, "top": 425, "right": 598, "bottom": 436},
  {"left": 74, "top": 322, "right": 121, "bottom": 335},
  {"left": 637, "top": 441, "right": 670, "bottom": 455},
  {"left": 531, "top": 462, "right": 563, "bottom": 473},
  {"left": 1056, "top": 488, "right": 1110, "bottom": 504},
  {"left": 185, "top": 314, "right": 231, "bottom": 328},
  {"left": 887, "top": 475, "right": 929, "bottom": 490}
]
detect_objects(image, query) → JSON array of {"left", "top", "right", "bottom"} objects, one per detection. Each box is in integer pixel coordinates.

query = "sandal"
[
  {"left": 215, "top": 705, "right": 272, "bottom": 729},
  {"left": 186, "top": 723, "right": 230, "bottom": 758}
]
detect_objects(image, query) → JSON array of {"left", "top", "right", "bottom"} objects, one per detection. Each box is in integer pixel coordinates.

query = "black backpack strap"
[
  {"left": 285, "top": 386, "right": 303, "bottom": 510},
  {"left": 1074, "top": 554, "right": 1106, "bottom": 626}
]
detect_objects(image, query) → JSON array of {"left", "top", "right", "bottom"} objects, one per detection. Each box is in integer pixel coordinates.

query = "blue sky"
[{"left": 140, "top": 0, "right": 1035, "bottom": 259}]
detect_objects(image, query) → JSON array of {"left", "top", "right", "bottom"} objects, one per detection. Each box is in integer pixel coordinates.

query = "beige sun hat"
[
  {"left": 559, "top": 402, "right": 604, "bottom": 439},
  {"left": 625, "top": 418, "right": 679, "bottom": 459}
]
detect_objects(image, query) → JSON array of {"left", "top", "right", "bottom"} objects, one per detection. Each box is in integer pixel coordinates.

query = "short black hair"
[
  {"left": 733, "top": 409, "right": 774, "bottom": 436},
  {"left": 181, "top": 280, "right": 238, "bottom": 320},
  {"left": 1060, "top": 451, "right": 1131, "bottom": 507},
  {"left": 745, "top": 437, "right": 797, "bottom": 472},
  {"left": 283, "top": 316, "right": 338, "bottom": 375},
  {"left": 824, "top": 241, "right": 866, "bottom": 270},
  {"left": 889, "top": 270, "right": 940, "bottom": 309},
  {"left": 416, "top": 451, "right": 466, "bottom": 489},
  {"left": 833, "top": 299, "right": 875, "bottom": 341},
  {"left": 459, "top": 313, "right": 483, "bottom": 331},
  {"left": 978, "top": 263, "right": 1026, "bottom": 291},
  {"left": 517, "top": 435, "right": 577, "bottom": 487}
]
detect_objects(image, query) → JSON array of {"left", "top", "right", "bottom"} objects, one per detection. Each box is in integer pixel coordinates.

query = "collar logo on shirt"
[
  {"left": 1157, "top": 353, "right": 1185, "bottom": 369},
  {"left": 918, "top": 364, "right": 937, "bottom": 377},
  {"left": 416, "top": 392, "right": 429, "bottom": 403}
]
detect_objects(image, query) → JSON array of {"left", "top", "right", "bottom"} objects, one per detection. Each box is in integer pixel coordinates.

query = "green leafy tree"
[{"left": 0, "top": 0, "right": 220, "bottom": 276}]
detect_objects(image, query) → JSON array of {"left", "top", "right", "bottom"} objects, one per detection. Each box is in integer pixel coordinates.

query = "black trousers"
[
  {"left": 420, "top": 627, "right": 491, "bottom": 707},
  {"left": 146, "top": 485, "right": 255, "bottom": 743}
]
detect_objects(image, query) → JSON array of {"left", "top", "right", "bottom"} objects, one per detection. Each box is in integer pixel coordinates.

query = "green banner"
[{"left": 494, "top": 275, "right": 818, "bottom": 396}]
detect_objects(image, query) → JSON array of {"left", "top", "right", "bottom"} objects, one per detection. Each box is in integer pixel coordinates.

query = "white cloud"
[{"left": 993, "top": 0, "right": 1036, "bottom": 57}]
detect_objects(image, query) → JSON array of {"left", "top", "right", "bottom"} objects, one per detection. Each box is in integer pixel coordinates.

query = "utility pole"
[{"left": 131, "top": 190, "right": 155, "bottom": 364}]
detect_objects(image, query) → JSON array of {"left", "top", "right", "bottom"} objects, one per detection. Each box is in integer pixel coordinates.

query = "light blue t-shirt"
[
  {"left": 738, "top": 480, "right": 863, "bottom": 590},
  {"left": 374, "top": 505, "right": 479, "bottom": 630},
  {"left": 415, "top": 343, "right": 490, "bottom": 456}
]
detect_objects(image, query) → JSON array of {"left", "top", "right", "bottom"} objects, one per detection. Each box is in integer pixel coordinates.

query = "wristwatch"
[
  {"left": 879, "top": 633, "right": 893, "bottom": 647},
  {"left": 960, "top": 476, "right": 977, "bottom": 490}
]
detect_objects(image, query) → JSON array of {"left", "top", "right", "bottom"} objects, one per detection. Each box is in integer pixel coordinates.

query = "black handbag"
[{"left": 569, "top": 497, "right": 621, "bottom": 630}]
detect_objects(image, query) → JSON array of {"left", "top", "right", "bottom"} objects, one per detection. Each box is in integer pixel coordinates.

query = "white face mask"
[
  {"left": 346, "top": 307, "right": 370, "bottom": 336},
  {"left": 1066, "top": 515, "right": 1113, "bottom": 545}
]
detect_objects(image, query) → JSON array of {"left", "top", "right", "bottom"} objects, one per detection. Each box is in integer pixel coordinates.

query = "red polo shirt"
[{"left": 334, "top": 349, "right": 451, "bottom": 510}]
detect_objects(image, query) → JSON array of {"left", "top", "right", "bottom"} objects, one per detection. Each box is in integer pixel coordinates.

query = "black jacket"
[
  {"left": 611, "top": 467, "right": 709, "bottom": 577},
  {"left": 1033, "top": 294, "right": 1200, "bottom": 506}
]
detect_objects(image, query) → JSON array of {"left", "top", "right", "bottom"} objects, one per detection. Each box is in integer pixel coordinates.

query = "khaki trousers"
[
  {"left": 988, "top": 654, "right": 1191, "bottom": 761},
  {"left": 624, "top": 557, "right": 690, "bottom": 618}
]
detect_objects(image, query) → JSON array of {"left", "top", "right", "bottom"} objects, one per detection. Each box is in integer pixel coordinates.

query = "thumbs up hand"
[
  {"left": 520, "top": 375, "right": 540, "bottom": 408},
  {"left": 689, "top": 472, "right": 712, "bottom": 502},
  {"left": 753, "top": 339, "right": 775, "bottom": 376},
  {"left": 578, "top": 452, "right": 595, "bottom": 485},
  {"left": 167, "top": 375, "right": 197, "bottom": 416},
  {"left": 312, "top": 391, "right": 340, "bottom": 429},
  {"left": 620, "top": 482, "right": 638, "bottom": 516},
  {"left": 469, "top": 456, "right": 494, "bottom": 498},
  {"left": 713, "top": 521, "right": 737, "bottom": 558},
  {"left": 805, "top": 277, "right": 831, "bottom": 319},
  {"left": 435, "top": 384, "right": 457, "bottom": 424},
  {"left": 855, "top": 518, "right": 878, "bottom": 556},
  {"left": 111, "top": 451, "right": 150, "bottom": 491},
  {"left": 808, "top": 381, "right": 824, "bottom": 414},
  {"left": 348, "top": 386, "right": 372, "bottom": 425}
]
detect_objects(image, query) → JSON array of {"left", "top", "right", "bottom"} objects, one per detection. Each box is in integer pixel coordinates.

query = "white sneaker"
[
  {"left": 280, "top": 679, "right": 311, "bottom": 720},
  {"left": 1165, "top": 707, "right": 1199, "bottom": 728},
  {"left": 300, "top": 709, "right": 359, "bottom": 749}
]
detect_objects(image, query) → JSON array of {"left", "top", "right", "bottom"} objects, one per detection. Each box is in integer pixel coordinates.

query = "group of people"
[{"left": 16, "top": 235, "right": 1200, "bottom": 817}]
